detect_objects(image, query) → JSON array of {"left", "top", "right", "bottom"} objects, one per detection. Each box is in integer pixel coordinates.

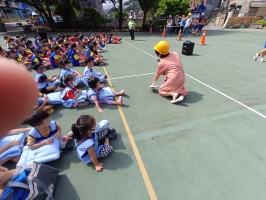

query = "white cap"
[
  {"left": 169, "top": 15, "right": 172, "bottom": 18},
  {"left": 129, "top": 16, "right": 133, "bottom": 19},
  {"left": 201, "top": 12, "right": 205, "bottom": 15},
  {"left": 32, "top": 12, "right": 38, "bottom": 16}
]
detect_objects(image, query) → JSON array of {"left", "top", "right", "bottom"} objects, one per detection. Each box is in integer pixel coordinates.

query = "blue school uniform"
[
  {"left": 85, "top": 49, "right": 91, "bottom": 58},
  {"left": 37, "top": 42, "right": 43, "bottom": 50},
  {"left": 83, "top": 67, "right": 105, "bottom": 87},
  {"left": 59, "top": 68, "right": 83, "bottom": 85},
  {"left": 75, "top": 133, "right": 102, "bottom": 164},
  {"left": 16, "top": 51, "right": 27, "bottom": 62},
  {"left": 87, "top": 87, "right": 114, "bottom": 104},
  {"left": 31, "top": 55, "right": 42, "bottom": 63},
  {"left": 34, "top": 73, "right": 60, "bottom": 89},
  {"left": 28, "top": 121, "right": 58, "bottom": 145},
  {"left": 70, "top": 50, "right": 80, "bottom": 66},
  {"left": 28, "top": 46, "right": 36, "bottom": 53},
  {"left": 50, "top": 52, "right": 61, "bottom": 68}
]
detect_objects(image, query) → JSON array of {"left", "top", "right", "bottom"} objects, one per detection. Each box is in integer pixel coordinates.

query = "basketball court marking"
[
  {"left": 103, "top": 66, "right": 157, "bottom": 200},
  {"left": 124, "top": 41, "right": 266, "bottom": 120},
  {"left": 110, "top": 72, "right": 155, "bottom": 80}
]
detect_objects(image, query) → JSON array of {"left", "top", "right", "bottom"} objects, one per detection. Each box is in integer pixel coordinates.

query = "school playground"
[{"left": 3, "top": 29, "right": 266, "bottom": 200}]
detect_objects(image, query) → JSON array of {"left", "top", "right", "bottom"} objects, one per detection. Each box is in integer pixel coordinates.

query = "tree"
[
  {"left": 157, "top": 0, "right": 190, "bottom": 17},
  {"left": 108, "top": 0, "right": 124, "bottom": 31},
  {"left": 55, "top": 0, "right": 80, "bottom": 30},
  {"left": 17, "top": 0, "right": 56, "bottom": 30},
  {"left": 81, "top": 8, "right": 106, "bottom": 28},
  {"left": 137, "top": 0, "right": 160, "bottom": 30}
]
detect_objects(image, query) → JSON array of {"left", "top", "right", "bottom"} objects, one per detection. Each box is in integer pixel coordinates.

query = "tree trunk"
[
  {"left": 118, "top": 0, "right": 123, "bottom": 31},
  {"left": 142, "top": 11, "right": 147, "bottom": 31},
  {"left": 27, "top": 1, "right": 55, "bottom": 31}
]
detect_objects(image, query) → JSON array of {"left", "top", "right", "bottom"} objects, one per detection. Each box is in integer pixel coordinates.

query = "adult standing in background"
[
  {"left": 128, "top": 16, "right": 135, "bottom": 40},
  {"left": 32, "top": 12, "right": 47, "bottom": 40},
  {"left": 182, "top": 13, "right": 192, "bottom": 38},
  {"left": 166, "top": 15, "right": 173, "bottom": 36},
  {"left": 180, "top": 15, "right": 186, "bottom": 35},
  {"left": 174, "top": 15, "right": 181, "bottom": 34}
]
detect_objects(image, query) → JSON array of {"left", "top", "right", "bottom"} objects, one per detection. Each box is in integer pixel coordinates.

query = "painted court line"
[
  {"left": 124, "top": 41, "right": 266, "bottom": 120},
  {"left": 103, "top": 66, "right": 157, "bottom": 200},
  {"left": 110, "top": 72, "right": 154, "bottom": 80}
]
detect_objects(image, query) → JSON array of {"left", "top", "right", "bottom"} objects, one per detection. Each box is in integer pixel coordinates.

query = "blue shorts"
[{"left": 198, "top": 25, "right": 204, "bottom": 31}]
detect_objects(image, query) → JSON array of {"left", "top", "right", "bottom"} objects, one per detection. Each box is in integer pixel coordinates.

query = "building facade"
[
  {"left": 229, "top": 0, "right": 266, "bottom": 17},
  {"left": 0, "top": 1, "right": 34, "bottom": 20},
  {"left": 79, "top": 0, "right": 103, "bottom": 13}
]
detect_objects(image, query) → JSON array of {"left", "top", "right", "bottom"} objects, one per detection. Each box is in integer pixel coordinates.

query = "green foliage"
[
  {"left": 254, "top": 20, "right": 266, "bottom": 27},
  {"left": 114, "top": 11, "right": 127, "bottom": 20},
  {"left": 80, "top": 8, "right": 106, "bottom": 27},
  {"left": 157, "top": 0, "right": 190, "bottom": 16}
]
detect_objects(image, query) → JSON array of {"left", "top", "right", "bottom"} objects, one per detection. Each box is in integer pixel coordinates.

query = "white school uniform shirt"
[{"left": 185, "top": 18, "right": 192, "bottom": 27}]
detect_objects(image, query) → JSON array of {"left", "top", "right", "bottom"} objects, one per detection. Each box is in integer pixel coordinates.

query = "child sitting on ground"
[
  {"left": 83, "top": 58, "right": 107, "bottom": 87},
  {"left": 26, "top": 111, "right": 73, "bottom": 151},
  {"left": 72, "top": 115, "right": 116, "bottom": 172},
  {"left": 87, "top": 77, "right": 124, "bottom": 113},
  {"left": 31, "top": 50, "right": 51, "bottom": 69},
  {"left": 50, "top": 45, "right": 62, "bottom": 68},
  {"left": 61, "top": 75, "right": 89, "bottom": 108},
  {"left": 59, "top": 58, "right": 84, "bottom": 86},
  {"left": 89, "top": 44, "right": 105, "bottom": 66},
  {"left": 33, "top": 62, "right": 61, "bottom": 94},
  {"left": 69, "top": 43, "right": 85, "bottom": 66},
  {"left": 35, "top": 92, "right": 55, "bottom": 114},
  {"left": 0, "top": 128, "right": 31, "bottom": 165},
  {"left": 254, "top": 49, "right": 266, "bottom": 62}
]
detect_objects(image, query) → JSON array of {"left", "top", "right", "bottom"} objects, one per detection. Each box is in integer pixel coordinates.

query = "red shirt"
[{"left": 62, "top": 87, "right": 77, "bottom": 100}]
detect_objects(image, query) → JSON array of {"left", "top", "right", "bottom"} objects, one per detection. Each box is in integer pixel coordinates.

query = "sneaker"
[
  {"left": 260, "top": 57, "right": 264, "bottom": 63},
  {"left": 104, "top": 75, "right": 108, "bottom": 79},
  {"left": 170, "top": 95, "right": 185, "bottom": 104},
  {"left": 106, "top": 132, "right": 117, "bottom": 140},
  {"left": 47, "top": 109, "right": 54, "bottom": 114},
  {"left": 254, "top": 53, "right": 259, "bottom": 60},
  {"left": 107, "top": 127, "right": 116, "bottom": 133}
]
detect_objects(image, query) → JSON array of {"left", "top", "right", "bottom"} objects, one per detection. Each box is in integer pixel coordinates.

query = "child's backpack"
[{"left": 0, "top": 162, "right": 60, "bottom": 200}]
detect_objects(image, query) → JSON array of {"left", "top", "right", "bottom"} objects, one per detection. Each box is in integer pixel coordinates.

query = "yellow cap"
[
  {"left": 188, "top": 13, "right": 191, "bottom": 16},
  {"left": 154, "top": 41, "right": 170, "bottom": 55}
]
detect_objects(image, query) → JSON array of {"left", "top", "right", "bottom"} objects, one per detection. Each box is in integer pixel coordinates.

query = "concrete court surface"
[{"left": 2, "top": 29, "right": 266, "bottom": 200}]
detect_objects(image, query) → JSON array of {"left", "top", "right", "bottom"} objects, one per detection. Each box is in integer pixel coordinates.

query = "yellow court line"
[{"left": 103, "top": 66, "right": 157, "bottom": 200}]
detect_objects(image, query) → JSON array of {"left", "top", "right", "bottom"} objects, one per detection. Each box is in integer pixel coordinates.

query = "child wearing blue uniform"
[
  {"left": 59, "top": 58, "right": 84, "bottom": 86},
  {"left": 33, "top": 62, "right": 61, "bottom": 94},
  {"left": 26, "top": 111, "right": 73, "bottom": 151},
  {"left": 87, "top": 77, "right": 124, "bottom": 113},
  {"left": 83, "top": 58, "right": 107, "bottom": 87},
  {"left": 69, "top": 43, "right": 85, "bottom": 66},
  {"left": 72, "top": 115, "right": 117, "bottom": 172},
  {"left": 60, "top": 75, "right": 89, "bottom": 108},
  {"left": 50, "top": 46, "right": 61, "bottom": 68}
]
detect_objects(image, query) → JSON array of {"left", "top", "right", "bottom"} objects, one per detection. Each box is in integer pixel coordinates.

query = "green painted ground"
[{"left": 2, "top": 29, "right": 266, "bottom": 200}]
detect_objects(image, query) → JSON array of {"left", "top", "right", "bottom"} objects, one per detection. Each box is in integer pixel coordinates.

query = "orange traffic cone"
[
  {"left": 150, "top": 26, "right": 152, "bottom": 35},
  {"left": 162, "top": 28, "right": 166, "bottom": 38},
  {"left": 199, "top": 31, "right": 206, "bottom": 45},
  {"left": 177, "top": 29, "right": 182, "bottom": 41}
]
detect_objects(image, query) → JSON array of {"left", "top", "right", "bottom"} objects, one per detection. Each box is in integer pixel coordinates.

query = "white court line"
[
  {"left": 110, "top": 72, "right": 154, "bottom": 80},
  {"left": 124, "top": 41, "right": 266, "bottom": 120}
]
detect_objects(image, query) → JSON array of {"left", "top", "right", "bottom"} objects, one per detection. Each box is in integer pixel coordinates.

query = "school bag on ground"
[{"left": 0, "top": 162, "right": 60, "bottom": 200}]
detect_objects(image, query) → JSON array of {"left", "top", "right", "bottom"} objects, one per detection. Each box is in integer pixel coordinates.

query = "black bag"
[
  {"left": 182, "top": 40, "right": 194, "bottom": 55},
  {"left": 0, "top": 162, "right": 60, "bottom": 200}
]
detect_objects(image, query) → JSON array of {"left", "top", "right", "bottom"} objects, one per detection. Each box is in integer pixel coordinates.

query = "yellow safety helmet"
[{"left": 154, "top": 41, "right": 170, "bottom": 55}]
